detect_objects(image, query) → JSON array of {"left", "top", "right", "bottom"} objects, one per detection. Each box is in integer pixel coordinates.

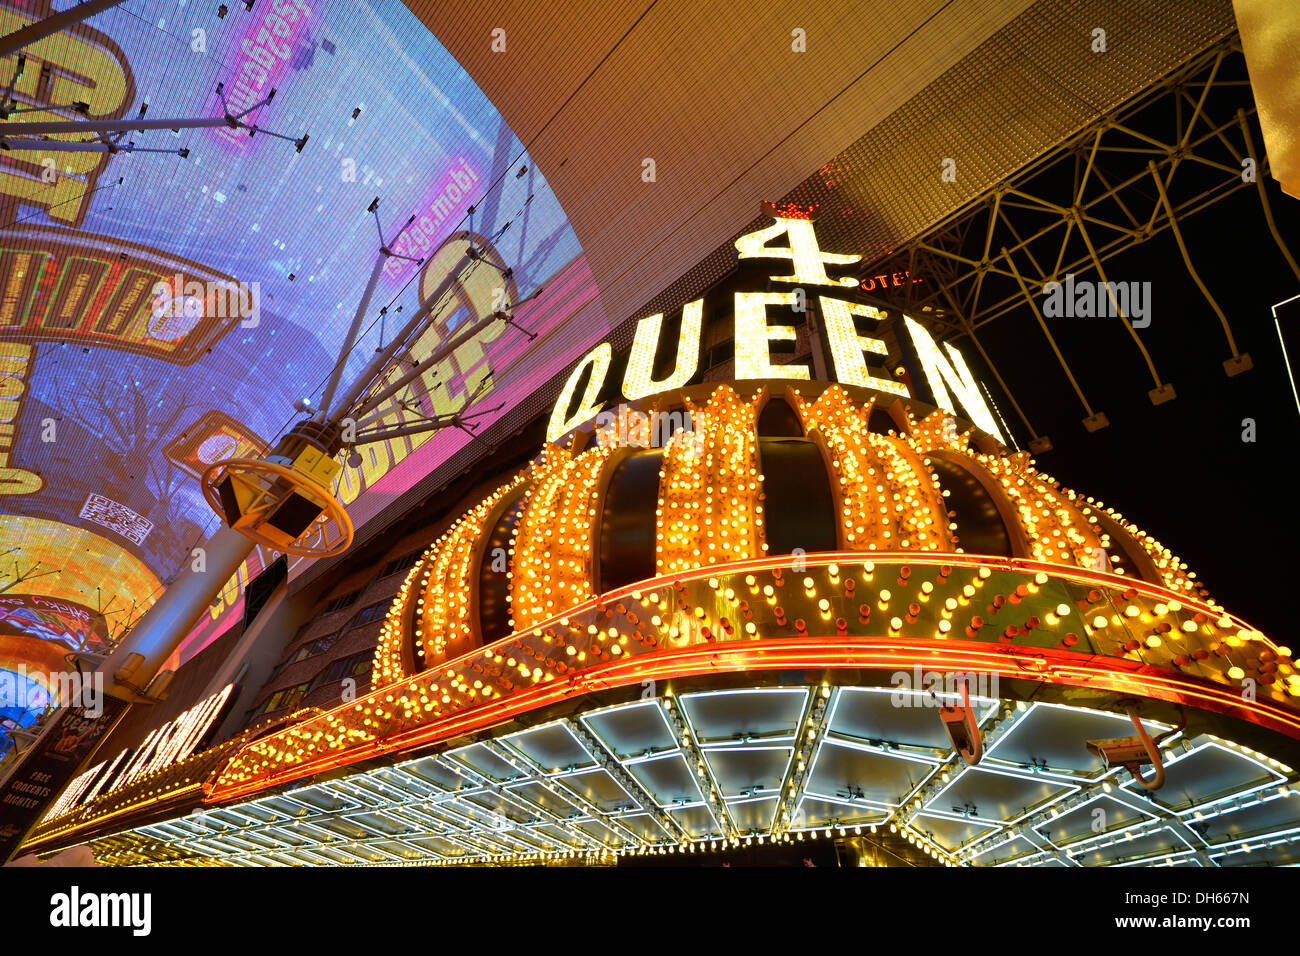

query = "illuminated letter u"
[{"left": 621, "top": 300, "right": 703, "bottom": 401}]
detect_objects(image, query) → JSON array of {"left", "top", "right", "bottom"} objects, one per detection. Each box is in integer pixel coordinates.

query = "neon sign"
[
  {"left": 547, "top": 213, "right": 1006, "bottom": 444},
  {"left": 40, "top": 684, "right": 235, "bottom": 822}
]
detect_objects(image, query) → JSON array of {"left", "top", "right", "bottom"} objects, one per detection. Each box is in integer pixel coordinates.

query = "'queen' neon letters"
[{"left": 547, "top": 214, "right": 1005, "bottom": 444}]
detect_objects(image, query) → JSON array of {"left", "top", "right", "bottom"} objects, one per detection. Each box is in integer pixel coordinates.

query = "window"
[
  {"left": 256, "top": 682, "right": 311, "bottom": 716},
  {"left": 314, "top": 652, "right": 373, "bottom": 688},
  {"left": 351, "top": 600, "right": 391, "bottom": 627},
  {"left": 323, "top": 589, "right": 362, "bottom": 614},
  {"left": 380, "top": 550, "right": 422, "bottom": 578},
  {"left": 292, "top": 635, "right": 339, "bottom": 663},
  {"left": 268, "top": 632, "right": 341, "bottom": 681},
  {"left": 272, "top": 601, "right": 388, "bottom": 684}
]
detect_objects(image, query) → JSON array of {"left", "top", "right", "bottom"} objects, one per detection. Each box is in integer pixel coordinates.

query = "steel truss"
[{"left": 861, "top": 37, "right": 1300, "bottom": 444}]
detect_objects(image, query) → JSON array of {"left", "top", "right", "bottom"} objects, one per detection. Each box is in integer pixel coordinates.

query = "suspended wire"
[{"left": 278, "top": 177, "right": 545, "bottom": 447}]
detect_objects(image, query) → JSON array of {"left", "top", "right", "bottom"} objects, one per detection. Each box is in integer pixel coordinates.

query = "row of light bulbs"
[
  {"left": 510, "top": 443, "right": 612, "bottom": 629},
  {"left": 656, "top": 386, "right": 764, "bottom": 574},
  {"left": 222, "top": 550, "right": 1291, "bottom": 789}
]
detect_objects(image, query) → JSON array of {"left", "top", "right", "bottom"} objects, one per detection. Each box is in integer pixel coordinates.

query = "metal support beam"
[
  {"left": 1070, "top": 206, "right": 1171, "bottom": 404},
  {"left": 97, "top": 526, "right": 255, "bottom": 703},
  {"left": 1, "top": 88, "right": 307, "bottom": 153},
  {"left": 865, "top": 41, "right": 1260, "bottom": 339},
  {"left": 1003, "top": 247, "right": 1101, "bottom": 424},
  {"left": 327, "top": 266, "right": 470, "bottom": 419},
  {"left": 318, "top": 252, "right": 388, "bottom": 419},
  {"left": 350, "top": 307, "right": 511, "bottom": 419},
  {"left": 659, "top": 693, "right": 737, "bottom": 841},
  {"left": 770, "top": 684, "right": 832, "bottom": 838},
  {"left": 1147, "top": 159, "right": 1249, "bottom": 374},
  {"left": 0, "top": 139, "right": 185, "bottom": 155},
  {"left": 1238, "top": 109, "right": 1300, "bottom": 284},
  {"left": 2, "top": 114, "right": 233, "bottom": 136}
]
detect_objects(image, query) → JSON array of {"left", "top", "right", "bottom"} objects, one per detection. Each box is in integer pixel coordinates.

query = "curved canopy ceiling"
[
  {"left": 1, "top": 0, "right": 584, "bottom": 638},
  {"left": 410, "top": 0, "right": 1038, "bottom": 324},
  {"left": 412, "top": 0, "right": 1238, "bottom": 324}
]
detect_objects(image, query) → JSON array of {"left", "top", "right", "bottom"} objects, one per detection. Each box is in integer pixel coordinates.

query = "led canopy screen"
[{"left": 0, "top": 0, "right": 603, "bottom": 654}]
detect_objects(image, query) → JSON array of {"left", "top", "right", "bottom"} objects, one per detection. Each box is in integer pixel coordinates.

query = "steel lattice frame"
[{"left": 860, "top": 36, "right": 1300, "bottom": 439}]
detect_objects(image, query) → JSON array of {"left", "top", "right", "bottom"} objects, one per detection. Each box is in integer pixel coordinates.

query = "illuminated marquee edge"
[{"left": 23, "top": 552, "right": 1296, "bottom": 857}]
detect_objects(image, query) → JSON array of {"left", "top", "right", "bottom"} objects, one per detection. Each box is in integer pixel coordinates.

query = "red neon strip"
[
  {"left": 207, "top": 553, "right": 1280, "bottom": 801},
  {"left": 434, "top": 552, "right": 1267, "bottom": 677},
  {"left": 206, "top": 634, "right": 1300, "bottom": 805},
  {"left": 361, "top": 552, "right": 1264, "bottom": 707}
]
